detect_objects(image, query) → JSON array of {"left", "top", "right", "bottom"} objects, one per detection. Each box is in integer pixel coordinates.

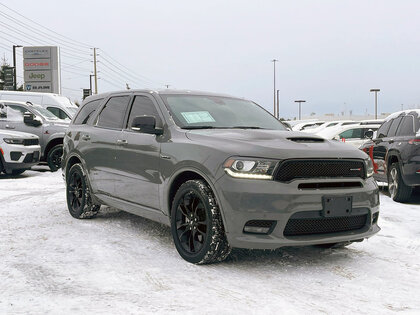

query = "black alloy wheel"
[
  {"left": 171, "top": 179, "right": 231, "bottom": 264},
  {"left": 47, "top": 144, "right": 63, "bottom": 172},
  {"left": 66, "top": 163, "right": 100, "bottom": 219},
  {"left": 175, "top": 191, "right": 208, "bottom": 254}
]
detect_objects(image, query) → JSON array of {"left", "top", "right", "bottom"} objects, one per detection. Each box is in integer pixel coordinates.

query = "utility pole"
[
  {"left": 93, "top": 48, "right": 98, "bottom": 94},
  {"left": 294, "top": 100, "right": 306, "bottom": 120},
  {"left": 276, "top": 89, "right": 280, "bottom": 119},
  {"left": 370, "top": 89, "right": 380, "bottom": 119},
  {"left": 12, "top": 45, "right": 22, "bottom": 90},
  {"left": 271, "top": 59, "right": 278, "bottom": 117}
]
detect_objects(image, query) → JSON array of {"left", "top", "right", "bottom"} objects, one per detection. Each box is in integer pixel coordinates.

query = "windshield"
[
  {"left": 161, "top": 95, "right": 287, "bottom": 130},
  {"left": 31, "top": 105, "right": 59, "bottom": 120}
]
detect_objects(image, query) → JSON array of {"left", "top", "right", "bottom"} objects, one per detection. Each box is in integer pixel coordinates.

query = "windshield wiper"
[
  {"left": 231, "top": 126, "right": 265, "bottom": 129},
  {"left": 181, "top": 126, "right": 225, "bottom": 130}
]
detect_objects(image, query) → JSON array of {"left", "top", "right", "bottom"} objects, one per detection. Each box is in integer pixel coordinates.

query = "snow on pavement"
[{"left": 0, "top": 168, "right": 419, "bottom": 314}]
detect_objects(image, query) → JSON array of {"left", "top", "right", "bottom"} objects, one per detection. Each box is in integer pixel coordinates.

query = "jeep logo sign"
[{"left": 24, "top": 70, "right": 51, "bottom": 82}]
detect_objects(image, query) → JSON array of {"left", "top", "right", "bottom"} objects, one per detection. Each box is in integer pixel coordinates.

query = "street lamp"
[
  {"left": 294, "top": 100, "right": 306, "bottom": 120},
  {"left": 370, "top": 89, "right": 380, "bottom": 119},
  {"left": 271, "top": 59, "right": 278, "bottom": 117},
  {"left": 13, "top": 45, "right": 22, "bottom": 91},
  {"left": 89, "top": 74, "right": 95, "bottom": 93}
]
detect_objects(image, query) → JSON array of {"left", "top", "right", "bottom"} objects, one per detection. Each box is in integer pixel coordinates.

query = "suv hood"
[
  {"left": 185, "top": 129, "right": 367, "bottom": 160},
  {"left": 0, "top": 130, "right": 39, "bottom": 139}
]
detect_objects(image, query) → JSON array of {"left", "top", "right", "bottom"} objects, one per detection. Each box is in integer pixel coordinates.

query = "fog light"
[{"left": 243, "top": 220, "right": 276, "bottom": 234}]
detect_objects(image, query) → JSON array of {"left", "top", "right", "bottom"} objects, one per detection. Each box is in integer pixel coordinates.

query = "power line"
[{"left": 0, "top": 3, "right": 92, "bottom": 49}]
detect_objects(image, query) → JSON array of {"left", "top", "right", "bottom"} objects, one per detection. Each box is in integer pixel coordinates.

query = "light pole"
[
  {"left": 89, "top": 74, "right": 95, "bottom": 93},
  {"left": 271, "top": 59, "right": 278, "bottom": 117},
  {"left": 295, "top": 100, "right": 306, "bottom": 120},
  {"left": 370, "top": 89, "right": 380, "bottom": 119},
  {"left": 12, "top": 45, "right": 22, "bottom": 90}
]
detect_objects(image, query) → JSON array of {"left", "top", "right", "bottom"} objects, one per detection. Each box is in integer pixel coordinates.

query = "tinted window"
[
  {"left": 339, "top": 128, "right": 363, "bottom": 139},
  {"left": 73, "top": 99, "right": 103, "bottom": 125},
  {"left": 127, "top": 95, "right": 161, "bottom": 129},
  {"left": 47, "top": 107, "right": 68, "bottom": 119},
  {"left": 387, "top": 117, "right": 403, "bottom": 137},
  {"left": 397, "top": 116, "right": 415, "bottom": 136},
  {"left": 377, "top": 119, "right": 392, "bottom": 138},
  {"left": 97, "top": 96, "right": 130, "bottom": 129}
]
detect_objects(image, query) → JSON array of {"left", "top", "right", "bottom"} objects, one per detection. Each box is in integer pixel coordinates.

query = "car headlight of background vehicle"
[
  {"left": 3, "top": 138, "right": 24, "bottom": 145},
  {"left": 365, "top": 158, "right": 374, "bottom": 178},
  {"left": 223, "top": 158, "right": 277, "bottom": 179}
]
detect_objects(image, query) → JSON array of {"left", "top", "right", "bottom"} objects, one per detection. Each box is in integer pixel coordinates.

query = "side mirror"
[
  {"left": 131, "top": 115, "right": 163, "bottom": 135},
  {"left": 364, "top": 130, "right": 374, "bottom": 139},
  {"left": 23, "top": 112, "right": 42, "bottom": 127}
]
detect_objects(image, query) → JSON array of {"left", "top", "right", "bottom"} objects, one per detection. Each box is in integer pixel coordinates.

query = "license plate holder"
[{"left": 322, "top": 196, "right": 352, "bottom": 217}]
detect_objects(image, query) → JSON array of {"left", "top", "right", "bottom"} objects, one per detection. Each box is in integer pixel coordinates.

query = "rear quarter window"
[{"left": 73, "top": 99, "right": 103, "bottom": 125}]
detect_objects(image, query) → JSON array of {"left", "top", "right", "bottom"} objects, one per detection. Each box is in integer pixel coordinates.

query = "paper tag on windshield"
[{"left": 181, "top": 111, "right": 215, "bottom": 124}]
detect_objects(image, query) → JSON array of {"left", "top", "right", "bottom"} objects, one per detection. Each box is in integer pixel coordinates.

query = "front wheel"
[
  {"left": 388, "top": 163, "right": 412, "bottom": 202},
  {"left": 47, "top": 144, "right": 63, "bottom": 172},
  {"left": 171, "top": 180, "right": 231, "bottom": 264},
  {"left": 66, "top": 163, "right": 100, "bottom": 219}
]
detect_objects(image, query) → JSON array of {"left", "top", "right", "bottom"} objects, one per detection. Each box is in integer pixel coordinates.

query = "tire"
[
  {"left": 388, "top": 162, "right": 412, "bottom": 202},
  {"left": 47, "top": 144, "right": 63, "bottom": 172},
  {"left": 170, "top": 179, "right": 231, "bottom": 264},
  {"left": 66, "top": 163, "right": 100, "bottom": 219}
]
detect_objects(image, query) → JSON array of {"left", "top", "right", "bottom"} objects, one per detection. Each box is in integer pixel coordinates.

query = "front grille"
[
  {"left": 274, "top": 159, "right": 365, "bottom": 182},
  {"left": 23, "top": 152, "right": 40, "bottom": 163},
  {"left": 284, "top": 214, "right": 368, "bottom": 236},
  {"left": 23, "top": 139, "right": 39, "bottom": 146}
]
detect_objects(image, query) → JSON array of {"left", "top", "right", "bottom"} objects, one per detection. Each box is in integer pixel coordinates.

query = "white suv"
[{"left": 0, "top": 130, "right": 41, "bottom": 175}]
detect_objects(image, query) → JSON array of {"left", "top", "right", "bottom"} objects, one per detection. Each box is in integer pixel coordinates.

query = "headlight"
[
  {"left": 223, "top": 158, "right": 277, "bottom": 180},
  {"left": 365, "top": 158, "right": 374, "bottom": 178},
  {"left": 3, "top": 138, "right": 24, "bottom": 145}
]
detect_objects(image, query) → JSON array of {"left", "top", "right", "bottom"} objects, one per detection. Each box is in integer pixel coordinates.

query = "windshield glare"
[{"left": 162, "top": 95, "right": 286, "bottom": 130}]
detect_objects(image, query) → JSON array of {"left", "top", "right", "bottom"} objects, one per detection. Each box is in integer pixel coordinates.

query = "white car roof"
[
  {"left": 317, "top": 124, "right": 379, "bottom": 139},
  {"left": 384, "top": 109, "right": 420, "bottom": 121}
]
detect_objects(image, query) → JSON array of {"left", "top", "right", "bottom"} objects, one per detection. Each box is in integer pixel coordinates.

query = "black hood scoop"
[{"left": 287, "top": 137, "right": 325, "bottom": 143}]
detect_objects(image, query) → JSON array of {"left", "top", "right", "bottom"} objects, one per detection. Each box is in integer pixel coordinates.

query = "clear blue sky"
[{"left": 1, "top": 0, "right": 419, "bottom": 118}]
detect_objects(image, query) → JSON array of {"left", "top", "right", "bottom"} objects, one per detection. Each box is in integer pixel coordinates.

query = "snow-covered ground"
[{"left": 1, "top": 168, "right": 419, "bottom": 314}]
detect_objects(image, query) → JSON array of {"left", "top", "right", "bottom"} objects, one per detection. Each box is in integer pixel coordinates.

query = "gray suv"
[
  {"left": 62, "top": 90, "right": 380, "bottom": 264},
  {"left": 0, "top": 101, "right": 69, "bottom": 171}
]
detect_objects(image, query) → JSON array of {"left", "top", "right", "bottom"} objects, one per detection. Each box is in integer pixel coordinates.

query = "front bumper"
[
  {"left": 0, "top": 145, "right": 41, "bottom": 173},
  {"left": 214, "top": 175, "right": 380, "bottom": 249}
]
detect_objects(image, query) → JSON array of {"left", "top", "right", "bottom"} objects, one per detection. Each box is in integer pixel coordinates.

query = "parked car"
[
  {"left": 359, "top": 119, "right": 384, "bottom": 126},
  {"left": 360, "top": 109, "right": 420, "bottom": 202},
  {"left": 62, "top": 90, "right": 380, "bottom": 264},
  {"left": 0, "top": 101, "right": 69, "bottom": 171},
  {"left": 317, "top": 124, "right": 379, "bottom": 148},
  {"left": 0, "top": 130, "right": 41, "bottom": 175},
  {"left": 292, "top": 120, "right": 325, "bottom": 131},
  {"left": 304, "top": 120, "right": 357, "bottom": 134},
  {"left": 0, "top": 91, "right": 78, "bottom": 120}
]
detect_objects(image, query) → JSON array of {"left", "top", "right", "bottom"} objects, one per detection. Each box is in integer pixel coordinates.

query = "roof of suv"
[
  {"left": 83, "top": 89, "right": 239, "bottom": 103},
  {"left": 385, "top": 109, "right": 420, "bottom": 121}
]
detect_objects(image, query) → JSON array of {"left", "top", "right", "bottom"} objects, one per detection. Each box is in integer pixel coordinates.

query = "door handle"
[
  {"left": 116, "top": 139, "right": 128, "bottom": 146},
  {"left": 81, "top": 134, "right": 90, "bottom": 141},
  {"left": 5, "top": 125, "right": 15, "bottom": 129}
]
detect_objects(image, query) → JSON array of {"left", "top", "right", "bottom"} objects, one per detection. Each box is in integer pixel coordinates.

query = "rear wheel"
[
  {"left": 388, "top": 163, "right": 412, "bottom": 202},
  {"left": 66, "top": 163, "right": 100, "bottom": 219},
  {"left": 47, "top": 144, "right": 63, "bottom": 172},
  {"left": 171, "top": 179, "right": 231, "bottom": 264}
]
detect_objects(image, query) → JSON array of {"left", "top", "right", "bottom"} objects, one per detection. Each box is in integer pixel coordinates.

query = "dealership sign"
[{"left": 23, "top": 46, "right": 61, "bottom": 93}]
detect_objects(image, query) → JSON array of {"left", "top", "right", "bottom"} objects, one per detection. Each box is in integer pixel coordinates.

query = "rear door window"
[
  {"left": 339, "top": 128, "right": 363, "bottom": 139},
  {"left": 96, "top": 96, "right": 130, "bottom": 129},
  {"left": 387, "top": 117, "right": 403, "bottom": 137},
  {"left": 396, "top": 116, "right": 415, "bottom": 137}
]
